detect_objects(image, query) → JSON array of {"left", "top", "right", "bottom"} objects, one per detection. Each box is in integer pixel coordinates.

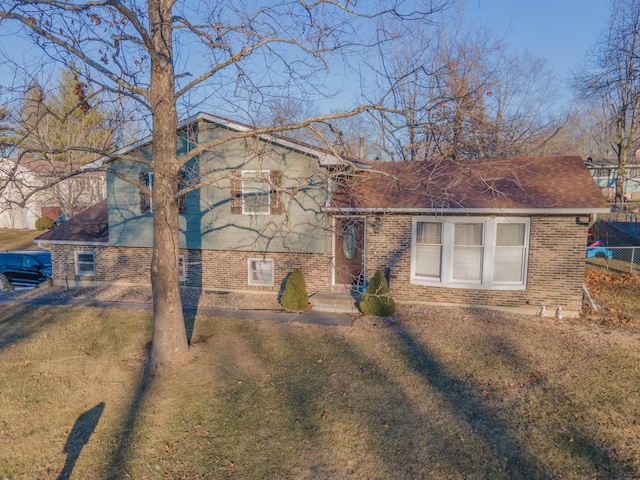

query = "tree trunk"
[
  {"left": 148, "top": 0, "right": 189, "bottom": 369},
  {"left": 616, "top": 149, "right": 626, "bottom": 204}
]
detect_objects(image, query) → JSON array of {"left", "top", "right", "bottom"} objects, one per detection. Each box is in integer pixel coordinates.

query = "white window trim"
[
  {"left": 74, "top": 251, "right": 95, "bottom": 277},
  {"left": 178, "top": 255, "right": 185, "bottom": 282},
  {"left": 410, "top": 216, "right": 529, "bottom": 290},
  {"left": 242, "top": 170, "right": 270, "bottom": 215},
  {"left": 248, "top": 258, "right": 275, "bottom": 286}
]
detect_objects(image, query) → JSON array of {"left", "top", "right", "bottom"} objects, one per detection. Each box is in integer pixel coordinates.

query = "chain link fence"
[{"left": 586, "top": 246, "right": 640, "bottom": 274}]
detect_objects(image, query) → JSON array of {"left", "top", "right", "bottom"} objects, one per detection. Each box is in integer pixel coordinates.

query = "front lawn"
[
  {"left": 0, "top": 228, "right": 44, "bottom": 251},
  {"left": 1, "top": 302, "right": 639, "bottom": 479}
]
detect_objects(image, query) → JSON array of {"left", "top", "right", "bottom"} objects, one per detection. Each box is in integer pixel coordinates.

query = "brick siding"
[
  {"left": 48, "top": 245, "right": 332, "bottom": 293},
  {"left": 48, "top": 213, "right": 587, "bottom": 313},
  {"left": 362, "top": 214, "right": 587, "bottom": 313}
]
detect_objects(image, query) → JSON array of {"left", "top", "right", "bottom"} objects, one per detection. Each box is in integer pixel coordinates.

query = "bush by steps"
[
  {"left": 280, "top": 268, "right": 309, "bottom": 311},
  {"left": 359, "top": 270, "right": 395, "bottom": 316}
]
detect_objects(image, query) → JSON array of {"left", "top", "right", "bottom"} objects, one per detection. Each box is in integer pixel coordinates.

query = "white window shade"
[
  {"left": 496, "top": 222, "right": 525, "bottom": 246},
  {"left": 415, "top": 244, "right": 441, "bottom": 278},
  {"left": 454, "top": 223, "right": 483, "bottom": 246},
  {"left": 415, "top": 222, "right": 442, "bottom": 279},
  {"left": 494, "top": 223, "right": 526, "bottom": 282},
  {"left": 417, "top": 221, "right": 442, "bottom": 244},
  {"left": 453, "top": 223, "right": 483, "bottom": 282}
]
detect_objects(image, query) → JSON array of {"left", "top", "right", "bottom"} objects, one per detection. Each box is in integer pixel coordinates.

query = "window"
[
  {"left": 75, "top": 251, "right": 95, "bottom": 276},
  {"left": 231, "top": 170, "right": 283, "bottom": 215},
  {"left": 23, "top": 255, "right": 40, "bottom": 268},
  {"left": 452, "top": 223, "right": 483, "bottom": 282},
  {"left": 242, "top": 171, "right": 271, "bottom": 214},
  {"left": 411, "top": 217, "right": 529, "bottom": 290},
  {"left": 139, "top": 170, "right": 187, "bottom": 214},
  {"left": 494, "top": 222, "right": 527, "bottom": 283},
  {"left": 139, "top": 171, "right": 154, "bottom": 213},
  {"left": 594, "top": 168, "right": 610, "bottom": 178},
  {"left": 178, "top": 255, "right": 186, "bottom": 282},
  {"left": 178, "top": 171, "right": 187, "bottom": 214},
  {"left": 248, "top": 258, "right": 274, "bottom": 286},
  {"left": 414, "top": 221, "right": 442, "bottom": 279}
]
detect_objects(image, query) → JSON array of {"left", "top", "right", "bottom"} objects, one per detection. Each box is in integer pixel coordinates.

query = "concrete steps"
[{"left": 309, "top": 291, "right": 360, "bottom": 314}]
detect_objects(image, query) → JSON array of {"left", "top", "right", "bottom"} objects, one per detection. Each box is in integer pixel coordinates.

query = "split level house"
[
  {"left": 585, "top": 155, "right": 640, "bottom": 201},
  {"left": 0, "top": 157, "right": 106, "bottom": 229},
  {"left": 35, "top": 113, "right": 609, "bottom": 317}
]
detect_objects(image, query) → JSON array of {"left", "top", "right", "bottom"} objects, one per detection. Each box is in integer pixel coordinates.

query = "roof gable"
[{"left": 100, "top": 112, "right": 342, "bottom": 167}]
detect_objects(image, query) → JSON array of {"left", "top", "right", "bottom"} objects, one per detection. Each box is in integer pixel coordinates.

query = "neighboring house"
[
  {"left": 35, "top": 113, "right": 609, "bottom": 317},
  {"left": 0, "top": 157, "right": 106, "bottom": 229},
  {"left": 584, "top": 156, "right": 640, "bottom": 201}
]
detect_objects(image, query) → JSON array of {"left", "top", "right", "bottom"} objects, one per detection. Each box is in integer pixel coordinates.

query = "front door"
[{"left": 334, "top": 217, "right": 365, "bottom": 287}]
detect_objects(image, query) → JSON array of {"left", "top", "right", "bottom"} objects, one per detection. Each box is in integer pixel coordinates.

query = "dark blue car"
[{"left": 0, "top": 250, "right": 52, "bottom": 289}]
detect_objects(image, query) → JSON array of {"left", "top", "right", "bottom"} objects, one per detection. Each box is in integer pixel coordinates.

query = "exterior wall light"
[{"left": 372, "top": 216, "right": 382, "bottom": 234}]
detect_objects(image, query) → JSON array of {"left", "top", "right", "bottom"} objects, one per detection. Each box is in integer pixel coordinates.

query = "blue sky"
[
  {"left": 0, "top": 1, "right": 612, "bottom": 117},
  {"left": 463, "top": 0, "right": 610, "bottom": 85}
]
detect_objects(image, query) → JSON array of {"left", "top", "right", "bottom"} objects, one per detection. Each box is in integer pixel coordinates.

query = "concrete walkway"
[{"left": 0, "top": 296, "right": 354, "bottom": 327}]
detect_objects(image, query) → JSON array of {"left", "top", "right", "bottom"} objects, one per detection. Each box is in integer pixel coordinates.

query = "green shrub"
[
  {"left": 35, "top": 216, "right": 54, "bottom": 230},
  {"left": 359, "top": 270, "right": 395, "bottom": 316},
  {"left": 280, "top": 268, "right": 309, "bottom": 311}
]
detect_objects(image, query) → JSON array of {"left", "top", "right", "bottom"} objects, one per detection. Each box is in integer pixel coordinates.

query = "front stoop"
[{"left": 309, "top": 291, "right": 360, "bottom": 314}]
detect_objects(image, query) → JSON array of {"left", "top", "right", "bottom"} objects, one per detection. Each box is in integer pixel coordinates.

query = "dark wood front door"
[{"left": 335, "top": 217, "right": 365, "bottom": 286}]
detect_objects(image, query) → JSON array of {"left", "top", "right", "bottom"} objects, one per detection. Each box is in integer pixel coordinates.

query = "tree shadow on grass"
[
  {"left": 0, "top": 304, "right": 59, "bottom": 353},
  {"left": 104, "top": 308, "right": 196, "bottom": 478},
  {"left": 387, "top": 319, "right": 549, "bottom": 478},
  {"left": 233, "top": 320, "right": 529, "bottom": 478},
  {"left": 183, "top": 312, "right": 196, "bottom": 344},
  {"left": 389, "top": 309, "right": 639, "bottom": 478},
  {"left": 475, "top": 319, "right": 639, "bottom": 478},
  {"left": 104, "top": 344, "right": 155, "bottom": 480},
  {"left": 57, "top": 402, "right": 105, "bottom": 480},
  {"left": 220, "top": 322, "right": 447, "bottom": 477}
]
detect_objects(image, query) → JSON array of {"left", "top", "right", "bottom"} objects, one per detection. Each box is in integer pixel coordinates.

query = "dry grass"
[
  {"left": 1, "top": 300, "right": 640, "bottom": 479},
  {"left": 584, "top": 265, "right": 640, "bottom": 332},
  {"left": 0, "top": 228, "right": 44, "bottom": 251}
]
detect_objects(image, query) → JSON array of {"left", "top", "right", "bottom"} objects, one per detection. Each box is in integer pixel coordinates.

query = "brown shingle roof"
[
  {"left": 330, "top": 156, "right": 609, "bottom": 212},
  {"left": 35, "top": 200, "right": 108, "bottom": 244}
]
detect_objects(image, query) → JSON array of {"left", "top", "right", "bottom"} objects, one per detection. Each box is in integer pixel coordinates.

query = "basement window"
[
  {"left": 248, "top": 258, "right": 274, "bottom": 287},
  {"left": 75, "top": 251, "right": 95, "bottom": 277},
  {"left": 178, "top": 255, "right": 185, "bottom": 282}
]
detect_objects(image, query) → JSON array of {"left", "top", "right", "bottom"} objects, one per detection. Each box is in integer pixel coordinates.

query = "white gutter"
[
  {"left": 35, "top": 239, "right": 109, "bottom": 248},
  {"left": 322, "top": 207, "right": 612, "bottom": 215}
]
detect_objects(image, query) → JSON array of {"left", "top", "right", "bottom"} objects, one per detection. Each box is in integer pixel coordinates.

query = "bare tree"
[
  {"left": 369, "top": 7, "right": 566, "bottom": 161},
  {"left": 14, "top": 70, "right": 115, "bottom": 163},
  {"left": 2, "top": 68, "right": 116, "bottom": 219},
  {"left": 574, "top": 0, "right": 640, "bottom": 203},
  {"left": 0, "top": 0, "right": 445, "bottom": 368}
]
